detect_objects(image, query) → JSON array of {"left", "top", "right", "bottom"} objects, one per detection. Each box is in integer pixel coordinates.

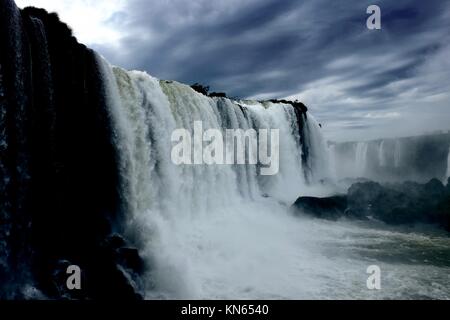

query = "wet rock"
[
  {"left": 347, "top": 179, "right": 450, "bottom": 230},
  {"left": 293, "top": 179, "right": 450, "bottom": 231},
  {"left": 268, "top": 99, "right": 308, "bottom": 113},
  {"left": 292, "top": 196, "right": 348, "bottom": 220},
  {"left": 209, "top": 92, "right": 227, "bottom": 98},
  {"left": 118, "top": 248, "right": 145, "bottom": 274},
  {"left": 191, "top": 83, "right": 209, "bottom": 96},
  {"left": 0, "top": 0, "right": 144, "bottom": 299}
]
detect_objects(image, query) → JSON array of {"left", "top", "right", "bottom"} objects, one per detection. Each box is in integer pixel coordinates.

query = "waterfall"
[
  {"left": 98, "top": 58, "right": 313, "bottom": 210},
  {"left": 3, "top": 0, "right": 450, "bottom": 301},
  {"left": 332, "top": 135, "right": 450, "bottom": 183},
  {"left": 303, "top": 115, "right": 332, "bottom": 183},
  {"left": 328, "top": 143, "right": 337, "bottom": 181},
  {"left": 378, "top": 140, "right": 386, "bottom": 167},
  {"left": 95, "top": 56, "right": 334, "bottom": 298},
  {"left": 2, "top": 0, "right": 338, "bottom": 299},
  {"left": 446, "top": 147, "right": 450, "bottom": 181},
  {"left": 394, "top": 140, "right": 401, "bottom": 168},
  {"left": 0, "top": 1, "right": 35, "bottom": 296},
  {"left": 355, "top": 142, "right": 369, "bottom": 176}
]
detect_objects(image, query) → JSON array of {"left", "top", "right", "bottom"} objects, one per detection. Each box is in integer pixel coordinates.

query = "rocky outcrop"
[
  {"left": 293, "top": 196, "right": 348, "bottom": 220},
  {"left": 292, "top": 178, "right": 450, "bottom": 231},
  {"left": 190, "top": 83, "right": 229, "bottom": 99},
  {"left": 0, "top": 0, "right": 144, "bottom": 299},
  {"left": 267, "top": 99, "right": 308, "bottom": 113},
  {"left": 347, "top": 179, "right": 450, "bottom": 229}
]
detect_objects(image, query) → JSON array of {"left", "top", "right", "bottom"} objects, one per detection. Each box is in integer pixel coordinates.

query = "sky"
[{"left": 15, "top": 0, "right": 450, "bottom": 142}]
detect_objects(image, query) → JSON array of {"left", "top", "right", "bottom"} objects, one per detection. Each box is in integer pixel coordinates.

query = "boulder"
[
  {"left": 292, "top": 196, "right": 348, "bottom": 220},
  {"left": 347, "top": 179, "right": 450, "bottom": 229},
  {"left": 293, "top": 179, "right": 450, "bottom": 231}
]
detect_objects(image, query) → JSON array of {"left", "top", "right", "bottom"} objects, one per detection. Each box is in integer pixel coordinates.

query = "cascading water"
[
  {"left": 97, "top": 56, "right": 340, "bottom": 298},
  {"left": 394, "top": 140, "right": 401, "bottom": 168},
  {"left": 446, "top": 147, "right": 450, "bottom": 181},
  {"left": 378, "top": 140, "right": 386, "bottom": 167},
  {"left": 302, "top": 115, "right": 332, "bottom": 183},
  {"left": 355, "top": 142, "right": 369, "bottom": 176},
  {"left": 331, "top": 134, "right": 450, "bottom": 183},
  {"left": 94, "top": 57, "right": 450, "bottom": 300}
]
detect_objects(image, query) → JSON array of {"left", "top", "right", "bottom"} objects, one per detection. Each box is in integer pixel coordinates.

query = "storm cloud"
[{"left": 18, "top": 0, "right": 450, "bottom": 141}]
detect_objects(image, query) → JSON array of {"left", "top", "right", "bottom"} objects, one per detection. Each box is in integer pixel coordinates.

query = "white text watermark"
[{"left": 171, "top": 121, "right": 280, "bottom": 176}]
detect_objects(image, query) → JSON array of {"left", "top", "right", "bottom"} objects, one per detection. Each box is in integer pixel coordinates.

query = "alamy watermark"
[
  {"left": 66, "top": 265, "right": 82, "bottom": 290},
  {"left": 367, "top": 5, "right": 381, "bottom": 30},
  {"left": 171, "top": 121, "right": 280, "bottom": 176},
  {"left": 366, "top": 265, "right": 381, "bottom": 290}
]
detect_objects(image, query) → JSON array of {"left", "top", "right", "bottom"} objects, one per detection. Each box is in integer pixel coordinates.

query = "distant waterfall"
[
  {"left": 331, "top": 134, "right": 450, "bottom": 183},
  {"left": 378, "top": 140, "right": 386, "bottom": 167},
  {"left": 446, "top": 147, "right": 450, "bottom": 181},
  {"left": 393, "top": 140, "right": 401, "bottom": 168},
  {"left": 355, "top": 142, "right": 369, "bottom": 176}
]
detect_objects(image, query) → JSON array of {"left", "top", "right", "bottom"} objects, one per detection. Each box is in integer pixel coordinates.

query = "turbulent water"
[{"left": 97, "top": 57, "right": 450, "bottom": 300}]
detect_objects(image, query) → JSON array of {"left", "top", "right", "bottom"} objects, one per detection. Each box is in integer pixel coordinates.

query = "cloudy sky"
[{"left": 16, "top": 0, "right": 450, "bottom": 141}]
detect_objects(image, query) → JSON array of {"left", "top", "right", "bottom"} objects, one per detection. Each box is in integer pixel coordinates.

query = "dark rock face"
[
  {"left": 209, "top": 92, "right": 227, "bottom": 98},
  {"left": 293, "top": 179, "right": 450, "bottom": 231},
  {"left": 0, "top": 0, "right": 143, "bottom": 299},
  {"left": 347, "top": 179, "right": 450, "bottom": 229},
  {"left": 293, "top": 196, "right": 348, "bottom": 220},
  {"left": 267, "top": 99, "right": 308, "bottom": 114},
  {"left": 190, "top": 83, "right": 210, "bottom": 96}
]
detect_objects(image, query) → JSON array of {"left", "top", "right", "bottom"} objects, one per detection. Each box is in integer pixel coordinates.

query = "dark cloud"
[{"left": 92, "top": 0, "right": 450, "bottom": 141}]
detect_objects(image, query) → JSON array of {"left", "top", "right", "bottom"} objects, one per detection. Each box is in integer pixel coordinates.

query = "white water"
[
  {"left": 303, "top": 114, "right": 333, "bottom": 183},
  {"left": 97, "top": 57, "right": 450, "bottom": 300},
  {"left": 355, "top": 142, "right": 369, "bottom": 176},
  {"left": 378, "top": 140, "right": 386, "bottom": 167},
  {"left": 394, "top": 140, "right": 402, "bottom": 168}
]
